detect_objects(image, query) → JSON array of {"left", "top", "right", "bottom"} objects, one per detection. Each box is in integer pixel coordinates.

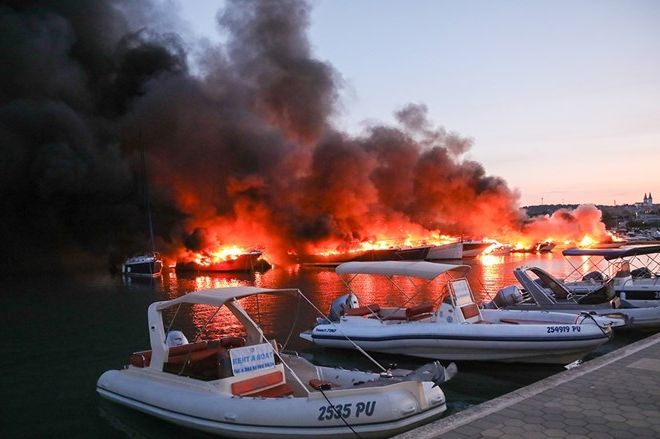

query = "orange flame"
[{"left": 192, "top": 245, "right": 253, "bottom": 266}]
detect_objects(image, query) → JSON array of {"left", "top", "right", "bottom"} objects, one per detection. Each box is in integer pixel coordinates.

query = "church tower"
[
  {"left": 650, "top": 192, "right": 653, "bottom": 205},
  {"left": 644, "top": 193, "right": 648, "bottom": 204}
]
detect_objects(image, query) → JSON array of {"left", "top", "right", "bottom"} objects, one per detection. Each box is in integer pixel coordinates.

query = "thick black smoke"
[
  {"left": 0, "top": 0, "right": 187, "bottom": 273},
  {"left": 0, "top": 0, "right": 522, "bottom": 274}
]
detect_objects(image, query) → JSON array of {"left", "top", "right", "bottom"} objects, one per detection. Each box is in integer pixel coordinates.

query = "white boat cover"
[
  {"left": 153, "top": 287, "right": 300, "bottom": 310},
  {"left": 336, "top": 261, "right": 470, "bottom": 279},
  {"left": 563, "top": 245, "right": 660, "bottom": 260}
]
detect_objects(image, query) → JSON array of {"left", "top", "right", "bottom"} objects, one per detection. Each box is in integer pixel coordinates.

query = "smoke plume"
[{"left": 0, "top": 0, "right": 606, "bottom": 273}]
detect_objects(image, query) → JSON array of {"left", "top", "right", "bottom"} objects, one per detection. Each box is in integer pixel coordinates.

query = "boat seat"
[
  {"left": 231, "top": 370, "right": 292, "bottom": 397},
  {"left": 220, "top": 336, "right": 246, "bottom": 348},
  {"left": 128, "top": 350, "right": 152, "bottom": 368},
  {"left": 345, "top": 304, "right": 380, "bottom": 317},
  {"left": 382, "top": 313, "right": 407, "bottom": 321},
  {"left": 249, "top": 383, "right": 294, "bottom": 398},
  {"left": 460, "top": 303, "right": 481, "bottom": 321},
  {"left": 165, "top": 346, "right": 222, "bottom": 365},
  {"left": 128, "top": 341, "right": 211, "bottom": 368},
  {"left": 406, "top": 303, "right": 435, "bottom": 321}
]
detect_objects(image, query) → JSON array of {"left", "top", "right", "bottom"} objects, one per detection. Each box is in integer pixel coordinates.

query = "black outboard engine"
[
  {"left": 484, "top": 285, "right": 524, "bottom": 309},
  {"left": 631, "top": 267, "right": 653, "bottom": 279},
  {"left": 328, "top": 293, "right": 359, "bottom": 321}
]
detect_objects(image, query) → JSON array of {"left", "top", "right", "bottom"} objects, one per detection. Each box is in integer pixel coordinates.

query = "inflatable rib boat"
[
  {"left": 300, "top": 262, "right": 620, "bottom": 364},
  {"left": 97, "top": 287, "right": 456, "bottom": 438}
]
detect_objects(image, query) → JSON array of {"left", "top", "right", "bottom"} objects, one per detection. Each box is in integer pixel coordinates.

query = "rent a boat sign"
[{"left": 230, "top": 343, "right": 276, "bottom": 375}]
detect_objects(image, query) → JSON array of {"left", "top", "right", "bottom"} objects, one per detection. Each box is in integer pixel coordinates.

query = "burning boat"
[
  {"left": 300, "top": 246, "right": 431, "bottom": 267},
  {"left": 176, "top": 249, "right": 269, "bottom": 272},
  {"left": 426, "top": 242, "right": 463, "bottom": 260},
  {"left": 511, "top": 241, "right": 556, "bottom": 253},
  {"left": 460, "top": 240, "right": 492, "bottom": 258}
]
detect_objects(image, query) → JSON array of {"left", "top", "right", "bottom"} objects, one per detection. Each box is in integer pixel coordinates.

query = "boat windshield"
[
  {"left": 529, "top": 268, "right": 571, "bottom": 299},
  {"left": 451, "top": 279, "right": 473, "bottom": 306}
]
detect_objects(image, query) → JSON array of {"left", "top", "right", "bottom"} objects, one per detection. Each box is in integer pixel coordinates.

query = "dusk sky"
[{"left": 175, "top": 0, "right": 660, "bottom": 206}]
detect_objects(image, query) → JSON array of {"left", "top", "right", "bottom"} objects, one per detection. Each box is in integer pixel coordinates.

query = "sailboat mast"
[{"left": 140, "top": 145, "right": 156, "bottom": 253}]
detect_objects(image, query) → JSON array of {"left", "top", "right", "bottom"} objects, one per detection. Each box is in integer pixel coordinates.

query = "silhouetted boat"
[
  {"left": 122, "top": 144, "right": 162, "bottom": 277},
  {"left": 122, "top": 252, "right": 163, "bottom": 277}
]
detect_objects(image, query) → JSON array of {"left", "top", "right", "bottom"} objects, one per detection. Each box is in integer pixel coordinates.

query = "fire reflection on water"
[{"left": 154, "top": 253, "right": 588, "bottom": 349}]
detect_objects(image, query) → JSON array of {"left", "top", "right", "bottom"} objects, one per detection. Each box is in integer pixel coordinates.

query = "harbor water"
[{"left": 1, "top": 253, "right": 653, "bottom": 438}]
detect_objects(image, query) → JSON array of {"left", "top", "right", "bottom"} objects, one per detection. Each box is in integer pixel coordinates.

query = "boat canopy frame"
[
  {"left": 145, "top": 286, "right": 394, "bottom": 388},
  {"left": 335, "top": 261, "right": 472, "bottom": 317},
  {"left": 561, "top": 245, "right": 660, "bottom": 285},
  {"left": 147, "top": 286, "right": 314, "bottom": 393}
]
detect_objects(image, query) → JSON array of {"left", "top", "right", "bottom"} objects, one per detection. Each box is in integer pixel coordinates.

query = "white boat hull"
[
  {"left": 503, "top": 305, "right": 660, "bottom": 330},
  {"left": 304, "top": 312, "right": 612, "bottom": 364},
  {"left": 426, "top": 243, "right": 463, "bottom": 260},
  {"left": 461, "top": 242, "right": 491, "bottom": 258},
  {"left": 97, "top": 366, "right": 447, "bottom": 438}
]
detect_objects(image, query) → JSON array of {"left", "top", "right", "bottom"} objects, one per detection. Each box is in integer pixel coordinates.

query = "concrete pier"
[{"left": 395, "top": 332, "right": 660, "bottom": 439}]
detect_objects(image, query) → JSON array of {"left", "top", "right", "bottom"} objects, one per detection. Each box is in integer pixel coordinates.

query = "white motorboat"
[
  {"left": 300, "top": 261, "right": 618, "bottom": 364},
  {"left": 537, "top": 242, "right": 556, "bottom": 253},
  {"left": 426, "top": 242, "right": 463, "bottom": 260},
  {"left": 97, "top": 286, "right": 456, "bottom": 438},
  {"left": 461, "top": 241, "right": 491, "bottom": 258},
  {"left": 483, "top": 266, "right": 660, "bottom": 329},
  {"left": 487, "top": 244, "right": 512, "bottom": 256},
  {"left": 122, "top": 252, "right": 163, "bottom": 277},
  {"left": 562, "top": 245, "right": 660, "bottom": 307}
]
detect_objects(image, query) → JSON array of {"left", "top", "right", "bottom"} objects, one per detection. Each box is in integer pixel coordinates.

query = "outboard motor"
[
  {"left": 491, "top": 285, "right": 524, "bottom": 308},
  {"left": 403, "top": 361, "right": 458, "bottom": 387},
  {"left": 328, "top": 293, "right": 359, "bottom": 322},
  {"left": 166, "top": 330, "right": 189, "bottom": 347}
]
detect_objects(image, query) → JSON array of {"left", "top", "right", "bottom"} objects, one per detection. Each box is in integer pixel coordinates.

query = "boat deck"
[{"left": 394, "top": 331, "right": 660, "bottom": 439}]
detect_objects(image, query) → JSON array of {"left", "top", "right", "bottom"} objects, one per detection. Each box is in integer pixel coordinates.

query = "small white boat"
[
  {"left": 536, "top": 242, "right": 556, "bottom": 253},
  {"left": 563, "top": 245, "right": 660, "bottom": 307},
  {"left": 487, "top": 244, "right": 512, "bottom": 256},
  {"left": 485, "top": 266, "right": 660, "bottom": 329},
  {"left": 122, "top": 252, "right": 163, "bottom": 277},
  {"left": 97, "top": 287, "right": 456, "bottom": 438},
  {"left": 300, "top": 262, "right": 618, "bottom": 364},
  {"left": 426, "top": 242, "right": 463, "bottom": 260},
  {"left": 461, "top": 241, "right": 492, "bottom": 258}
]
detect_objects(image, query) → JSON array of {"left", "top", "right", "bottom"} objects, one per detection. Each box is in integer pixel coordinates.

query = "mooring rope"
[{"left": 296, "top": 291, "right": 388, "bottom": 373}]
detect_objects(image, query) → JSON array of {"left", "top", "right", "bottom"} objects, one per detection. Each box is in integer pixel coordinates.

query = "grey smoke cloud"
[{"left": 0, "top": 0, "right": 523, "bottom": 273}]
